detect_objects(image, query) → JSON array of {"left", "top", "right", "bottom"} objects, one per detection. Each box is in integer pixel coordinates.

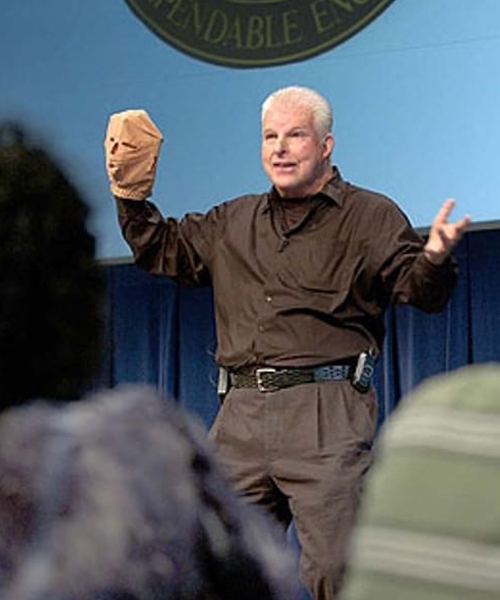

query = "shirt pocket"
[{"left": 283, "top": 239, "right": 357, "bottom": 294}]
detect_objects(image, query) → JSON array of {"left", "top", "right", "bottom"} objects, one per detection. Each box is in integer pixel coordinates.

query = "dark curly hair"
[{"left": 0, "top": 123, "right": 105, "bottom": 408}]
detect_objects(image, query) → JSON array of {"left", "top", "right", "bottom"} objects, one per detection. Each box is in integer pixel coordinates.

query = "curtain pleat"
[{"left": 468, "top": 230, "right": 500, "bottom": 362}]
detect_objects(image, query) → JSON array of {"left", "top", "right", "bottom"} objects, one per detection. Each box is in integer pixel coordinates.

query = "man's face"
[{"left": 261, "top": 103, "right": 333, "bottom": 198}]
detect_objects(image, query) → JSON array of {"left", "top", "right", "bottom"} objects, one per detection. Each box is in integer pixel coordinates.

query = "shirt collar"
[{"left": 263, "top": 165, "right": 346, "bottom": 213}]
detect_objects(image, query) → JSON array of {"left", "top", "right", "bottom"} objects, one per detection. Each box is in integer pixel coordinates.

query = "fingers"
[
  {"left": 434, "top": 199, "right": 471, "bottom": 234},
  {"left": 428, "top": 200, "right": 471, "bottom": 262},
  {"left": 434, "top": 198, "right": 456, "bottom": 225},
  {"left": 456, "top": 213, "right": 472, "bottom": 234}
]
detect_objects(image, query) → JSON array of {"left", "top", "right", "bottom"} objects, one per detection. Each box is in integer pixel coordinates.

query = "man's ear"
[{"left": 323, "top": 133, "right": 334, "bottom": 159}]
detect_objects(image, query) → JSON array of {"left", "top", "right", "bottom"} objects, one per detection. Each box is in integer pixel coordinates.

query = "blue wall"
[{"left": 2, "top": 0, "right": 499, "bottom": 259}]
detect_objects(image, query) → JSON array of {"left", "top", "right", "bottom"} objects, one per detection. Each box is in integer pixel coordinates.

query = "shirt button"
[
  {"left": 258, "top": 325, "right": 265, "bottom": 332},
  {"left": 266, "top": 296, "right": 273, "bottom": 303}
]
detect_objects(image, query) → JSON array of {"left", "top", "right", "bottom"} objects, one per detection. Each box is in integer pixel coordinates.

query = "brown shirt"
[{"left": 116, "top": 167, "right": 458, "bottom": 369}]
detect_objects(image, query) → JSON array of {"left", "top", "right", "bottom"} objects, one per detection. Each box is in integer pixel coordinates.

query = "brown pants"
[{"left": 209, "top": 380, "right": 378, "bottom": 600}]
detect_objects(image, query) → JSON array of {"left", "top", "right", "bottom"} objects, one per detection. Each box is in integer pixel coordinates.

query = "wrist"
[{"left": 424, "top": 247, "right": 446, "bottom": 266}]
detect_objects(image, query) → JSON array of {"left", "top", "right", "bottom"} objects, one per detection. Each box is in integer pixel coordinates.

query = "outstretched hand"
[{"left": 424, "top": 199, "right": 471, "bottom": 265}]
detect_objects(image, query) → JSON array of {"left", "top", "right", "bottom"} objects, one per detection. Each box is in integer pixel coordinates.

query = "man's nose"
[{"left": 274, "top": 136, "right": 288, "bottom": 153}]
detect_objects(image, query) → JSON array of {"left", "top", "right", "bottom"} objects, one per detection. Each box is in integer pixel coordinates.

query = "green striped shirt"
[{"left": 339, "top": 364, "right": 500, "bottom": 600}]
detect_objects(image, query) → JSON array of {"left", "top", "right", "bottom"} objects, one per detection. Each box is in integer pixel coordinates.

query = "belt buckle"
[{"left": 256, "top": 367, "right": 278, "bottom": 392}]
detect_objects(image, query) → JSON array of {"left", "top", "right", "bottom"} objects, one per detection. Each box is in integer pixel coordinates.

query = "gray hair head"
[
  {"left": 0, "top": 385, "right": 302, "bottom": 600},
  {"left": 261, "top": 86, "right": 333, "bottom": 140}
]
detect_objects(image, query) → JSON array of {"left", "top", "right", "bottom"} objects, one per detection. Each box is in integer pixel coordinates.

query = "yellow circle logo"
[{"left": 124, "top": 0, "right": 397, "bottom": 68}]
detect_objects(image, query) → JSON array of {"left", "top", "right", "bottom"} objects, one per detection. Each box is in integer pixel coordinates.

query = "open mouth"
[{"left": 273, "top": 162, "right": 296, "bottom": 170}]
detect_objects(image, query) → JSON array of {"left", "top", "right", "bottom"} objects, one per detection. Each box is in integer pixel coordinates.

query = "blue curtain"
[
  {"left": 100, "top": 265, "right": 180, "bottom": 398},
  {"left": 99, "top": 228, "right": 500, "bottom": 430}
]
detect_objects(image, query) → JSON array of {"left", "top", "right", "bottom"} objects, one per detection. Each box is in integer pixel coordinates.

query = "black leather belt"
[{"left": 229, "top": 363, "right": 354, "bottom": 393}]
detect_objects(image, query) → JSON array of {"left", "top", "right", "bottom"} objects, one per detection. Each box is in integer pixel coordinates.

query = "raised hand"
[{"left": 424, "top": 198, "right": 471, "bottom": 265}]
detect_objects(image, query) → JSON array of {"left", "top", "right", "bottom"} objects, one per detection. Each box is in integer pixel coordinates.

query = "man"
[{"left": 105, "top": 86, "right": 470, "bottom": 600}]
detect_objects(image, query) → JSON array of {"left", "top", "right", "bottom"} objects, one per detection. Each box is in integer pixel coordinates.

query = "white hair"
[{"left": 261, "top": 86, "right": 333, "bottom": 139}]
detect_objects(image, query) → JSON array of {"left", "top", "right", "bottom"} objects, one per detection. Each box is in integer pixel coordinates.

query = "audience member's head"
[
  {"left": 339, "top": 364, "right": 500, "bottom": 600},
  {"left": 0, "top": 123, "right": 105, "bottom": 408},
  {"left": 0, "top": 385, "right": 301, "bottom": 600}
]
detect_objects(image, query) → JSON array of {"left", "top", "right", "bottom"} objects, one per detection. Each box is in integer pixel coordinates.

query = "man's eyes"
[{"left": 264, "top": 131, "right": 308, "bottom": 141}]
